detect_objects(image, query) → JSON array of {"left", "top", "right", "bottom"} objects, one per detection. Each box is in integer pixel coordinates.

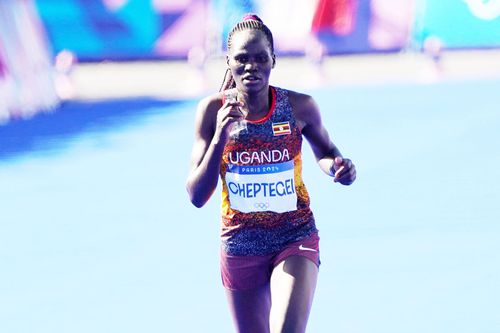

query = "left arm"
[{"left": 290, "top": 91, "right": 356, "bottom": 185}]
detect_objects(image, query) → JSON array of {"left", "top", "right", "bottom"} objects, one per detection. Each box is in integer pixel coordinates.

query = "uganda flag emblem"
[{"left": 272, "top": 121, "right": 291, "bottom": 136}]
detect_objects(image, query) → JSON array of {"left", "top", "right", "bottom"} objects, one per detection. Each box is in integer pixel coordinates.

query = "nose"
[{"left": 244, "top": 61, "right": 258, "bottom": 72}]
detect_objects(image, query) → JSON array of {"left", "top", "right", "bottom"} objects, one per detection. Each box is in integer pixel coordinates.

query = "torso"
[{"left": 219, "top": 86, "right": 317, "bottom": 256}]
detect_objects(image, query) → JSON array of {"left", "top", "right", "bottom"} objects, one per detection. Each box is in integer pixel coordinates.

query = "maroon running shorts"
[{"left": 220, "top": 232, "right": 320, "bottom": 291}]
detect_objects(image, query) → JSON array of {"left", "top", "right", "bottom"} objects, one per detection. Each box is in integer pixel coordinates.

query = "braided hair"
[{"left": 219, "top": 14, "right": 275, "bottom": 92}]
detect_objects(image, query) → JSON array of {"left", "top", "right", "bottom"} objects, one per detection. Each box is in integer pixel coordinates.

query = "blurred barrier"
[
  {"left": 32, "top": 0, "right": 500, "bottom": 62},
  {"left": 0, "top": 0, "right": 58, "bottom": 124},
  {"left": 413, "top": 0, "right": 500, "bottom": 49},
  {"left": 33, "top": 0, "right": 213, "bottom": 61}
]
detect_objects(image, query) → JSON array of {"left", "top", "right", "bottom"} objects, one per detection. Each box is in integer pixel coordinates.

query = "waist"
[
  {"left": 221, "top": 217, "right": 317, "bottom": 256},
  {"left": 220, "top": 208, "right": 316, "bottom": 256}
]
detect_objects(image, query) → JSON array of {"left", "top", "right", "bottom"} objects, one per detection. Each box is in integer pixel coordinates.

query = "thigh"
[
  {"left": 225, "top": 284, "right": 271, "bottom": 333},
  {"left": 221, "top": 250, "right": 273, "bottom": 332},
  {"left": 221, "top": 250, "right": 274, "bottom": 290},
  {"left": 269, "top": 256, "right": 319, "bottom": 333}
]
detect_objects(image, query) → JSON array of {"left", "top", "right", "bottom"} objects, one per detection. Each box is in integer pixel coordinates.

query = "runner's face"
[{"left": 227, "top": 30, "right": 275, "bottom": 93}]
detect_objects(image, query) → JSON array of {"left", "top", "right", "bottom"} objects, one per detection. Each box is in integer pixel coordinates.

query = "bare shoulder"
[
  {"left": 286, "top": 89, "right": 313, "bottom": 105},
  {"left": 195, "top": 91, "right": 223, "bottom": 132},
  {"left": 285, "top": 89, "right": 321, "bottom": 129},
  {"left": 197, "top": 91, "right": 223, "bottom": 115}
]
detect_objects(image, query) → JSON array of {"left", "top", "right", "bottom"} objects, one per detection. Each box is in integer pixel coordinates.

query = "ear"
[{"left": 272, "top": 55, "right": 276, "bottom": 68}]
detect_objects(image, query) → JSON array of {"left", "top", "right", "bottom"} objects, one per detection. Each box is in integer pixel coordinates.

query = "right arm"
[{"left": 186, "top": 93, "right": 243, "bottom": 207}]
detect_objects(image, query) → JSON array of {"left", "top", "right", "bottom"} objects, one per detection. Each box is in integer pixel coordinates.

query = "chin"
[{"left": 239, "top": 81, "right": 267, "bottom": 92}]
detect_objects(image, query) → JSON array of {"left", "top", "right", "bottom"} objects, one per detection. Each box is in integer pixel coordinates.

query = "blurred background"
[{"left": 1, "top": 1, "right": 499, "bottom": 332}]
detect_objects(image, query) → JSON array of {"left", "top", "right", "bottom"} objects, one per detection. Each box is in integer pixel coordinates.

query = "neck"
[{"left": 240, "top": 86, "right": 271, "bottom": 121}]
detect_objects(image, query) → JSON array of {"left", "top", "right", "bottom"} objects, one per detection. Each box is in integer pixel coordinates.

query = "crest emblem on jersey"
[{"left": 272, "top": 122, "right": 291, "bottom": 136}]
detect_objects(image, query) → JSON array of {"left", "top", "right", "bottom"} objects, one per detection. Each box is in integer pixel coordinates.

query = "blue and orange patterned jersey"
[{"left": 220, "top": 86, "right": 317, "bottom": 256}]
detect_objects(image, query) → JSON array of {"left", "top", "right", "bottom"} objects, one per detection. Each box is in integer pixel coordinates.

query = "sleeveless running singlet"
[{"left": 220, "top": 86, "right": 318, "bottom": 256}]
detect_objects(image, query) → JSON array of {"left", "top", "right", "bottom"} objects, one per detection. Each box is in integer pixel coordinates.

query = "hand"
[
  {"left": 331, "top": 156, "right": 356, "bottom": 185},
  {"left": 216, "top": 99, "right": 245, "bottom": 137}
]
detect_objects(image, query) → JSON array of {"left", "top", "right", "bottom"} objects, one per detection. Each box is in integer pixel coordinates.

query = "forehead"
[{"left": 229, "top": 30, "right": 271, "bottom": 54}]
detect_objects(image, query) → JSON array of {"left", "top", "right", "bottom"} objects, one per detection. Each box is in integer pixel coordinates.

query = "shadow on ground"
[{"left": 0, "top": 97, "right": 188, "bottom": 161}]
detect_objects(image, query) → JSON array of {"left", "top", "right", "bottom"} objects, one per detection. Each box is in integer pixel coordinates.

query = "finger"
[
  {"left": 228, "top": 109, "right": 245, "bottom": 121},
  {"left": 220, "top": 104, "right": 244, "bottom": 121},
  {"left": 333, "top": 165, "right": 345, "bottom": 181},
  {"left": 219, "top": 112, "right": 241, "bottom": 129},
  {"left": 330, "top": 156, "right": 343, "bottom": 176},
  {"left": 221, "top": 99, "right": 243, "bottom": 111},
  {"left": 343, "top": 158, "right": 352, "bottom": 169},
  {"left": 337, "top": 167, "right": 356, "bottom": 185},
  {"left": 227, "top": 99, "right": 244, "bottom": 108},
  {"left": 334, "top": 162, "right": 355, "bottom": 182},
  {"left": 334, "top": 156, "right": 343, "bottom": 169}
]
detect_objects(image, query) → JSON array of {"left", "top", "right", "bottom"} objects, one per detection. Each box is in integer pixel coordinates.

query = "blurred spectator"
[
  {"left": 312, "top": 0, "right": 358, "bottom": 36},
  {"left": 0, "top": 0, "right": 58, "bottom": 123},
  {"left": 54, "top": 49, "right": 77, "bottom": 100}
]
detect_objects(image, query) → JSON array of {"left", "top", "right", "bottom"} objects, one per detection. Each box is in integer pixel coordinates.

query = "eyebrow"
[{"left": 232, "top": 50, "right": 269, "bottom": 57}]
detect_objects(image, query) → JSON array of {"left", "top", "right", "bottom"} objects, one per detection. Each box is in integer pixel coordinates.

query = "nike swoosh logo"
[{"left": 299, "top": 244, "right": 317, "bottom": 252}]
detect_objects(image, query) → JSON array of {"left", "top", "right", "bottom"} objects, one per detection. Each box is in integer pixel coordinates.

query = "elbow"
[
  {"left": 189, "top": 195, "right": 206, "bottom": 208},
  {"left": 186, "top": 173, "right": 217, "bottom": 208},
  {"left": 186, "top": 182, "right": 207, "bottom": 208}
]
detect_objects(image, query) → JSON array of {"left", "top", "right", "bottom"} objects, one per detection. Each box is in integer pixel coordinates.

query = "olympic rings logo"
[{"left": 254, "top": 202, "right": 270, "bottom": 210}]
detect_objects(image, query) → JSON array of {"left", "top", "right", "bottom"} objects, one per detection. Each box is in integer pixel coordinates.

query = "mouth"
[{"left": 243, "top": 75, "right": 260, "bottom": 82}]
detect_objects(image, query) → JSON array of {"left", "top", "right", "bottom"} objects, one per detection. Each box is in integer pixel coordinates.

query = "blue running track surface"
[{"left": 1, "top": 79, "right": 499, "bottom": 333}]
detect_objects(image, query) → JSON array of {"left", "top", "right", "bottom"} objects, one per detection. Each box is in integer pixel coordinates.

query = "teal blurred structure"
[{"left": 31, "top": 0, "right": 500, "bottom": 61}]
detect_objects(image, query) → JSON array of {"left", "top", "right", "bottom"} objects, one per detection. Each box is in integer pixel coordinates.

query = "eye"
[
  {"left": 256, "top": 55, "right": 269, "bottom": 63},
  {"left": 235, "top": 55, "right": 248, "bottom": 64}
]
